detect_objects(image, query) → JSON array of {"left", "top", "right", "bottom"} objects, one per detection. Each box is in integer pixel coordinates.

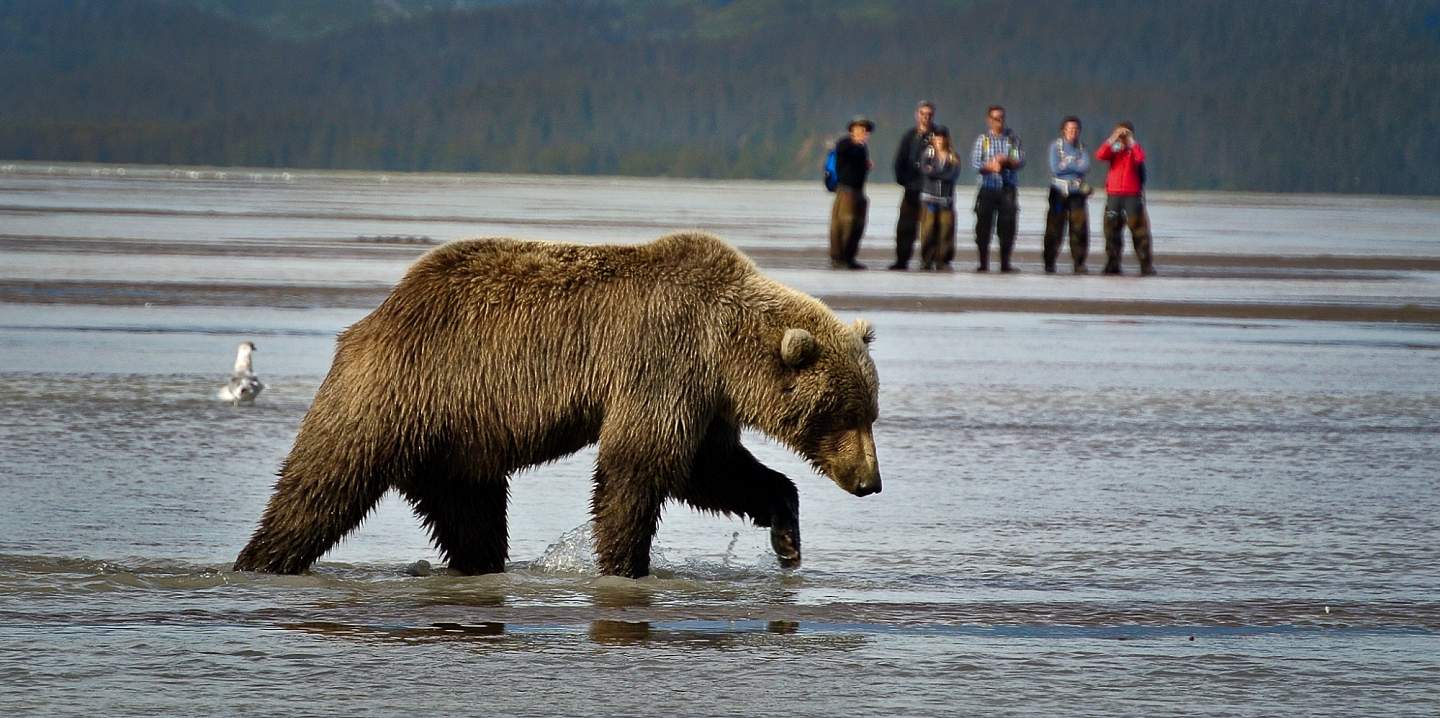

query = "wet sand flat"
[
  {"left": 4, "top": 278, "right": 1439, "bottom": 325},
  {"left": 2, "top": 163, "right": 1438, "bottom": 327}
]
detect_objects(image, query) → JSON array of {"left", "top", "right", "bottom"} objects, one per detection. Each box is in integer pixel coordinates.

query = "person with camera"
[
  {"left": 1044, "top": 116, "right": 1092, "bottom": 274},
  {"left": 1095, "top": 120, "right": 1155, "bottom": 275},
  {"left": 889, "top": 100, "right": 937, "bottom": 270},
  {"left": 917, "top": 126, "right": 961, "bottom": 271},
  {"left": 829, "top": 116, "right": 875, "bottom": 270},
  {"left": 970, "top": 105, "right": 1025, "bottom": 273}
]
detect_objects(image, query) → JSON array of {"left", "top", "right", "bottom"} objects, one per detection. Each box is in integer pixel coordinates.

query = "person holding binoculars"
[{"left": 1096, "top": 121, "right": 1156, "bottom": 276}]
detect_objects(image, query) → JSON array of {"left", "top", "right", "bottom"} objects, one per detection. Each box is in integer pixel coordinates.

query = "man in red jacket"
[{"left": 1095, "top": 121, "right": 1155, "bottom": 275}]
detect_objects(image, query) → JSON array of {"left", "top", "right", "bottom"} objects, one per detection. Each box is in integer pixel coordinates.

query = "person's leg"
[
  {"left": 918, "top": 204, "right": 937, "bottom": 269},
  {"left": 997, "top": 185, "right": 1019, "bottom": 272},
  {"left": 1068, "top": 194, "right": 1090, "bottom": 273},
  {"left": 845, "top": 193, "right": 869, "bottom": 268},
  {"left": 829, "top": 190, "right": 848, "bottom": 266},
  {"left": 830, "top": 189, "right": 858, "bottom": 267},
  {"left": 1042, "top": 187, "right": 1065, "bottom": 273},
  {"left": 939, "top": 206, "right": 956, "bottom": 268},
  {"left": 1125, "top": 196, "right": 1156, "bottom": 275},
  {"left": 973, "top": 189, "right": 995, "bottom": 271},
  {"left": 892, "top": 190, "right": 920, "bottom": 269},
  {"left": 1102, "top": 194, "right": 1125, "bottom": 274}
]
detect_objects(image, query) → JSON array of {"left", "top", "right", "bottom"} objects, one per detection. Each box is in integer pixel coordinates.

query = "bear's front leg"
[
  {"left": 589, "top": 443, "right": 671, "bottom": 578},
  {"left": 679, "top": 420, "right": 802, "bottom": 569},
  {"left": 766, "top": 486, "right": 801, "bottom": 570}
]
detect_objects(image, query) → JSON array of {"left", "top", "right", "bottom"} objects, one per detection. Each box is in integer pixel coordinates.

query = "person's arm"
[
  {"left": 1074, "top": 146, "right": 1090, "bottom": 175},
  {"left": 971, "top": 136, "right": 987, "bottom": 173},
  {"left": 893, "top": 132, "right": 912, "bottom": 185},
  {"left": 917, "top": 148, "right": 936, "bottom": 176},
  {"left": 1096, "top": 141, "right": 1114, "bottom": 161},
  {"left": 1009, "top": 136, "right": 1025, "bottom": 170},
  {"left": 940, "top": 156, "right": 962, "bottom": 182},
  {"left": 1048, "top": 139, "right": 1063, "bottom": 176},
  {"left": 1130, "top": 142, "right": 1145, "bottom": 164}
]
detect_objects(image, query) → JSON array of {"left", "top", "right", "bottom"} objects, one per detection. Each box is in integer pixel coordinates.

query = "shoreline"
[
  {"left": 5, "top": 279, "right": 1438, "bottom": 325},
  {"left": 5, "top": 233, "right": 1440, "bottom": 271}
]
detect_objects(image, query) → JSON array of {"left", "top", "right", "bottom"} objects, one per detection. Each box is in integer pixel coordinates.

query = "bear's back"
[
  {"left": 392, "top": 233, "right": 754, "bottom": 309},
  {"left": 429, "top": 232, "right": 748, "bottom": 278}
]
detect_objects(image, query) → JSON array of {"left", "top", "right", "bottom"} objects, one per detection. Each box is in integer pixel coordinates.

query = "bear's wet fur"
[{"left": 233, "top": 232, "right": 881, "bottom": 578}]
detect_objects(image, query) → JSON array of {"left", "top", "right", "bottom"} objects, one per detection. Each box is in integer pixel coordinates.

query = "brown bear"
[{"left": 233, "top": 231, "right": 881, "bottom": 578}]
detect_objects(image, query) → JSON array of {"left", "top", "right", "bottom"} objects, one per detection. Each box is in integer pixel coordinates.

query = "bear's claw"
[{"left": 770, "top": 524, "right": 801, "bottom": 569}]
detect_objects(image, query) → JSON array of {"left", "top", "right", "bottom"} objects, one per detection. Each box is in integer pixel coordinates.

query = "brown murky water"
[{"left": 2, "top": 164, "right": 1439, "bottom": 716}]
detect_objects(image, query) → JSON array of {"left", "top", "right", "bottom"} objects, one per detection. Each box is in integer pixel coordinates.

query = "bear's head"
[{"left": 765, "top": 318, "right": 881, "bottom": 497}]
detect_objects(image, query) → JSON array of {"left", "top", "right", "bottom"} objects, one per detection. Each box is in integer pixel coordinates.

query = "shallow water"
[{"left": 2, "top": 165, "right": 1439, "bottom": 716}]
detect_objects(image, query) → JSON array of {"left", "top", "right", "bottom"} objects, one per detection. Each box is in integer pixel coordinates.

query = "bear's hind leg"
[
  {"left": 233, "top": 463, "right": 390, "bottom": 574},
  {"left": 399, "top": 474, "right": 510, "bottom": 575}
]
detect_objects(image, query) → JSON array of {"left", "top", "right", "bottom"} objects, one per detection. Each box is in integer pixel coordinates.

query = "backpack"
[{"left": 822, "top": 146, "right": 838, "bottom": 192}]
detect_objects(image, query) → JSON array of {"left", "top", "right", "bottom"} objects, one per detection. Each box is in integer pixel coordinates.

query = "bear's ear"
[
  {"left": 852, "top": 318, "right": 875, "bottom": 345},
  {"left": 781, "top": 328, "right": 819, "bottom": 368}
]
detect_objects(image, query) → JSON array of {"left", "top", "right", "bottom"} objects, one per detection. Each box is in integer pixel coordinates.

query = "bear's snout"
[{"left": 831, "top": 427, "right": 881, "bottom": 497}]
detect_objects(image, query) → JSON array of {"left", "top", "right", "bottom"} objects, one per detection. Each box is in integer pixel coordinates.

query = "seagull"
[{"left": 217, "top": 341, "right": 266, "bottom": 405}]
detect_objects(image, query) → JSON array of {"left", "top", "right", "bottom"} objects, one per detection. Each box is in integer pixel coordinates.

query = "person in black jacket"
[
  {"left": 889, "top": 101, "right": 936, "bottom": 270},
  {"left": 829, "top": 116, "right": 875, "bottom": 270}
]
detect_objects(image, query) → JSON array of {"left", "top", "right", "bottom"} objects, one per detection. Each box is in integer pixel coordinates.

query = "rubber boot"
[{"left": 999, "top": 242, "right": 1017, "bottom": 273}]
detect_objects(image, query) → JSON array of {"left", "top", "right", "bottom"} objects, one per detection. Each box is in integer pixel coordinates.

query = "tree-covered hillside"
[{"left": 2, "top": 0, "right": 1438, "bottom": 194}]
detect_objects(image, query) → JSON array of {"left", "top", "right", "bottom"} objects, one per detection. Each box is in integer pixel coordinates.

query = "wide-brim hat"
[{"left": 848, "top": 116, "right": 875, "bottom": 131}]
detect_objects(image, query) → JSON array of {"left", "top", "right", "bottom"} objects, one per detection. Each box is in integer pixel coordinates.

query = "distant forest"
[{"left": 2, "top": 0, "right": 1439, "bottom": 194}]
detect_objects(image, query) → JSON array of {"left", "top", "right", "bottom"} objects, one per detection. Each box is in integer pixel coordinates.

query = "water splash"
[
  {"left": 723, "top": 531, "right": 741, "bottom": 566},
  {"left": 530, "top": 523, "right": 771, "bottom": 578},
  {"left": 532, "top": 523, "right": 599, "bottom": 574}
]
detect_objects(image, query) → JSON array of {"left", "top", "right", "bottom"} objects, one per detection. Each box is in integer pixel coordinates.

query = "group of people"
[{"left": 827, "top": 101, "right": 1155, "bottom": 276}]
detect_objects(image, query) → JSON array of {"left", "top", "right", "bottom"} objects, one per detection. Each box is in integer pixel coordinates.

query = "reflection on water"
[
  {"left": 1, "top": 169, "right": 1438, "bottom": 715},
  {"left": 587, "top": 620, "right": 652, "bottom": 645},
  {"left": 279, "top": 618, "right": 851, "bottom": 651},
  {"left": 285, "top": 621, "right": 509, "bottom": 643}
]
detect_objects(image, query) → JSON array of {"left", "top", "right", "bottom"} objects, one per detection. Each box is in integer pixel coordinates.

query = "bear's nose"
[{"left": 853, "top": 475, "right": 882, "bottom": 496}]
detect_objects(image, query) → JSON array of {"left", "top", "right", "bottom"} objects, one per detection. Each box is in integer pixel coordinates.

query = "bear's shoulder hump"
[{"left": 646, "top": 232, "right": 754, "bottom": 273}]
